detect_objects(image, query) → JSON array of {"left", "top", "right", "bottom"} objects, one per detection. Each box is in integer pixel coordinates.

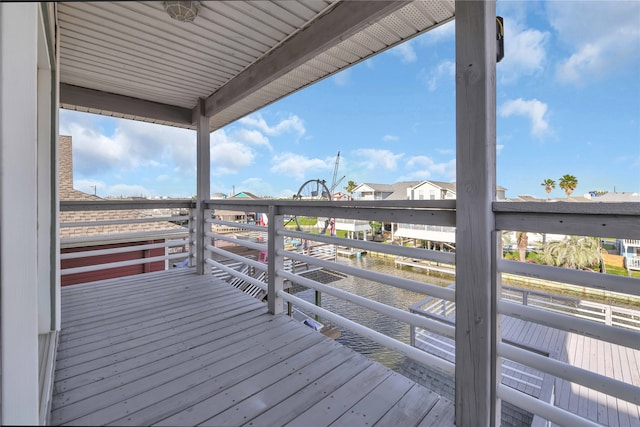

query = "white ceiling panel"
[{"left": 58, "top": 1, "right": 455, "bottom": 130}]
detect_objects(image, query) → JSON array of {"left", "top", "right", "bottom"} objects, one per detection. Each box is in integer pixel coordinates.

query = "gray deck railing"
[
  {"left": 59, "top": 200, "right": 193, "bottom": 279},
  {"left": 58, "top": 198, "right": 640, "bottom": 426}
]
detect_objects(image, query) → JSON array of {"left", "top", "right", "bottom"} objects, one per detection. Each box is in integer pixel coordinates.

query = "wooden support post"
[
  {"left": 267, "top": 205, "right": 285, "bottom": 314},
  {"left": 195, "top": 98, "right": 210, "bottom": 275},
  {"left": 454, "top": 1, "right": 501, "bottom": 426}
]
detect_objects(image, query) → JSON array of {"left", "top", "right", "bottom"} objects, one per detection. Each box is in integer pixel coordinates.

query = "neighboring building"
[
  {"left": 395, "top": 181, "right": 505, "bottom": 247},
  {"left": 586, "top": 192, "right": 640, "bottom": 270},
  {"left": 213, "top": 191, "right": 261, "bottom": 223},
  {"left": 352, "top": 181, "right": 420, "bottom": 200},
  {"left": 59, "top": 136, "right": 187, "bottom": 285}
]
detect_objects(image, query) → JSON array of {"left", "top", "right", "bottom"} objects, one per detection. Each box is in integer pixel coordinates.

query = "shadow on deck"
[{"left": 51, "top": 268, "right": 454, "bottom": 426}]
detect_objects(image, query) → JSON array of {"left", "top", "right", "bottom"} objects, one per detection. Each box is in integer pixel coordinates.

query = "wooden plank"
[
  {"left": 60, "top": 285, "right": 246, "bottom": 340},
  {"left": 61, "top": 281, "right": 221, "bottom": 323},
  {"left": 374, "top": 383, "right": 441, "bottom": 427},
  {"left": 245, "top": 354, "right": 374, "bottom": 426},
  {"left": 61, "top": 275, "right": 221, "bottom": 314},
  {"left": 60, "top": 286, "right": 244, "bottom": 336},
  {"left": 58, "top": 291, "right": 251, "bottom": 354},
  {"left": 285, "top": 363, "right": 393, "bottom": 426},
  {"left": 54, "top": 301, "right": 267, "bottom": 379},
  {"left": 54, "top": 307, "right": 270, "bottom": 394},
  {"left": 417, "top": 396, "right": 455, "bottom": 427},
  {"left": 102, "top": 332, "right": 325, "bottom": 426},
  {"left": 53, "top": 312, "right": 290, "bottom": 403},
  {"left": 200, "top": 345, "right": 358, "bottom": 426},
  {"left": 149, "top": 336, "right": 334, "bottom": 426},
  {"left": 329, "top": 373, "right": 416, "bottom": 426},
  {"left": 52, "top": 321, "right": 320, "bottom": 425},
  {"left": 55, "top": 298, "right": 265, "bottom": 371}
]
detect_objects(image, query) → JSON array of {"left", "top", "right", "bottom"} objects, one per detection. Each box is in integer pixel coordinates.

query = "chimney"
[{"left": 59, "top": 135, "right": 74, "bottom": 194}]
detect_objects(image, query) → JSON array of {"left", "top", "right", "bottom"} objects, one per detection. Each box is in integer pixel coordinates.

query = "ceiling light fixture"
[{"left": 163, "top": 1, "right": 200, "bottom": 23}]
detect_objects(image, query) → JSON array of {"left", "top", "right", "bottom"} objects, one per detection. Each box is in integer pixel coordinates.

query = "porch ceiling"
[{"left": 58, "top": 1, "right": 454, "bottom": 131}]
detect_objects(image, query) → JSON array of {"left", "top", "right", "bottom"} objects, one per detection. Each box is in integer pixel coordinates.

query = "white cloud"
[
  {"left": 60, "top": 111, "right": 196, "bottom": 177},
  {"left": 238, "top": 113, "right": 305, "bottom": 139},
  {"left": 269, "top": 153, "right": 333, "bottom": 180},
  {"left": 497, "top": 144, "right": 505, "bottom": 155},
  {"left": 499, "top": 17, "right": 549, "bottom": 84},
  {"left": 548, "top": 1, "right": 640, "bottom": 84},
  {"left": 234, "top": 128, "right": 272, "bottom": 150},
  {"left": 210, "top": 129, "right": 255, "bottom": 175},
  {"left": 353, "top": 149, "right": 404, "bottom": 171},
  {"left": 389, "top": 41, "right": 417, "bottom": 64},
  {"left": 405, "top": 156, "right": 456, "bottom": 180},
  {"left": 383, "top": 134, "right": 399, "bottom": 142},
  {"left": 499, "top": 98, "right": 550, "bottom": 137},
  {"left": 419, "top": 60, "right": 455, "bottom": 92}
]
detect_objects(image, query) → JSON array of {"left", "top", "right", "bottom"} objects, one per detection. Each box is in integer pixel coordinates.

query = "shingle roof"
[{"left": 59, "top": 136, "right": 185, "bottom": 240}]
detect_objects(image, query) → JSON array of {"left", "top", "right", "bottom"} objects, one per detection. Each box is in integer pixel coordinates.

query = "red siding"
[{"left": 61, "top": 240, "right": 165, "bottom": 286}]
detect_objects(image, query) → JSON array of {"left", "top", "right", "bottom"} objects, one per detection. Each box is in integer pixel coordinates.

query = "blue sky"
[{"left": 59, "top": 1, "right": 640, "bottom": 200}]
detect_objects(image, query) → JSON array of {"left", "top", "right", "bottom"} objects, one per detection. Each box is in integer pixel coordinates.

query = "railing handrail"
[
  {"left": 58, "top": 198, "right": 640, "bottom": 426},
  {"left": 60, "top": 199, "right": 195, "bottom": 211}
]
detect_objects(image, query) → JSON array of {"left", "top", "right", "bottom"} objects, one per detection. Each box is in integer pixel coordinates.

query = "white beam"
[
  {"left": 454, "top": 1, "right": 499, "bottom": 426},
  {"left": 204, "top": 1, "right": 407, "bottom": 117},
  {"left": 0, "top": 2, "right": 40, "bottom": 423},
  {"left": 60, "top": 83, "right": 194, "bottom": 127}
]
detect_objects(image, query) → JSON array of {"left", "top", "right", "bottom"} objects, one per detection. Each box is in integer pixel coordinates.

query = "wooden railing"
[
  {"left": 59, "top": 200, "right": 193, "bottom": 284},
  {"left": 58, "top": 198, "right": 640, "bottom": 426}
]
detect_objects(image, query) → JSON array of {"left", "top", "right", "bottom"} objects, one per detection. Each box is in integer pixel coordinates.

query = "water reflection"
[{"left": 293, "top": 255, "right": 454, "bottom": 369}]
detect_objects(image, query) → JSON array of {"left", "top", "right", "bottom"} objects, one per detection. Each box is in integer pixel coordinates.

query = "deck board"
[{"left": 51, "top": 269, "right": 453, "bottom": 426}]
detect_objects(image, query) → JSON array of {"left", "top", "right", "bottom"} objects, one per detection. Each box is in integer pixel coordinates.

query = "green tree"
[
  {"left": 541, "top": 236, "right": 602, "bottom": 270},
  {"left": 345, "top": 180, "right": 358, "bottom": 196},
  {"left": 540, "top": 178, "right": 556, "bottom": 200},
  {"left": 559, "top": 174, "right": 578, "bottom": 198}
]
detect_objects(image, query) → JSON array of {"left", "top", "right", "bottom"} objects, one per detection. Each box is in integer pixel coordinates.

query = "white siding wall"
[{"left": 0, "top": 3, "right": 56, "bottom": 423}]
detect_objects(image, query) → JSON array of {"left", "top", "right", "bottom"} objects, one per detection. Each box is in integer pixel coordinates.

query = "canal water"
[{"left": 293, "top": 255, "right": 454, "bottom": 370}]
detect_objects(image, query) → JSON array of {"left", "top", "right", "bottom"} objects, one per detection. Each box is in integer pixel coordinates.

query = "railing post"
[
  {"left": 195, "top": 97, "right": 210, "bottom": 275},
  {"left": 455, "top": 1, "right": 500, "bottom": 425},
  {"left": 267, "top": 205, "right": 285, "bottom": 314}
]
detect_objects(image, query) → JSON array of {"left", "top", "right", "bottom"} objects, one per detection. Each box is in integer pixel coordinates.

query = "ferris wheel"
[{"left": 293, "top": 179, "right": 332, "bottom": 234}]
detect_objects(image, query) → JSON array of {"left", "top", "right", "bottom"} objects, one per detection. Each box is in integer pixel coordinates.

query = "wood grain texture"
[{"left": 51, "top": 269, "right": 454, "bottom": 426}]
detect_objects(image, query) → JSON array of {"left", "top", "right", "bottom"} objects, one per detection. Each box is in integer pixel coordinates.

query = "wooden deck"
[{"left": 51, "top": 268, "right": 454, "bottom": 426}]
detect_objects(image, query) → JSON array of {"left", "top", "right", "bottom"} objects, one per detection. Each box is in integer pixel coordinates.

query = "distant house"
[
  {"left": 587, "top": 191, "right": 640, "bottom": 271},
  {"left": 59, "top": 136, "right": 187, "bottom": 285},
  {"left": 213, "top": 191, "right": 261, "bottom": 223},
  {"left": 352, "top": 181, "right": 420, "bottom": 200},
  {"left": 408, "top": 180, "right": 457, "bottom": 201},
  {"left": 354, "top": 180, "right": 506, "bottom": 247}
]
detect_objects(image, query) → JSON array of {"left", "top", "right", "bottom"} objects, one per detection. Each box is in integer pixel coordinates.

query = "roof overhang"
[{"left": 58, "top": 1, "right": 455, "bottom": 131}]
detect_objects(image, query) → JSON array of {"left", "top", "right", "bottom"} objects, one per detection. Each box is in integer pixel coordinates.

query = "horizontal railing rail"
[
  {"left": 203, "top": 200, "right": 459, "bottom": 378},
  {"left": 493, "top": 201, "right": 640, "bottom": 424},
  {"left": 58, "top": 198, "right": 640, "bottom": 426},
  {"left": 59, "top": 201, "right": 193, "bottom": 281}
]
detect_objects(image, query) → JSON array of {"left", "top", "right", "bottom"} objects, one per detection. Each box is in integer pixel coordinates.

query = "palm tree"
[
  {"left": 516, "top": 231, "right": 528, "bottom": 262},
  {"left": 559, "top": 174, "right": 578, "bottom": 198},
  {"left": 541, "top": 236, "right": 602, "bottom": 270},
  {"left": 345, "top": 180, "right": 358, "bottom": 198},
  {"left": 540, "top": 178, "right": 556, "bottom": 200}
]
